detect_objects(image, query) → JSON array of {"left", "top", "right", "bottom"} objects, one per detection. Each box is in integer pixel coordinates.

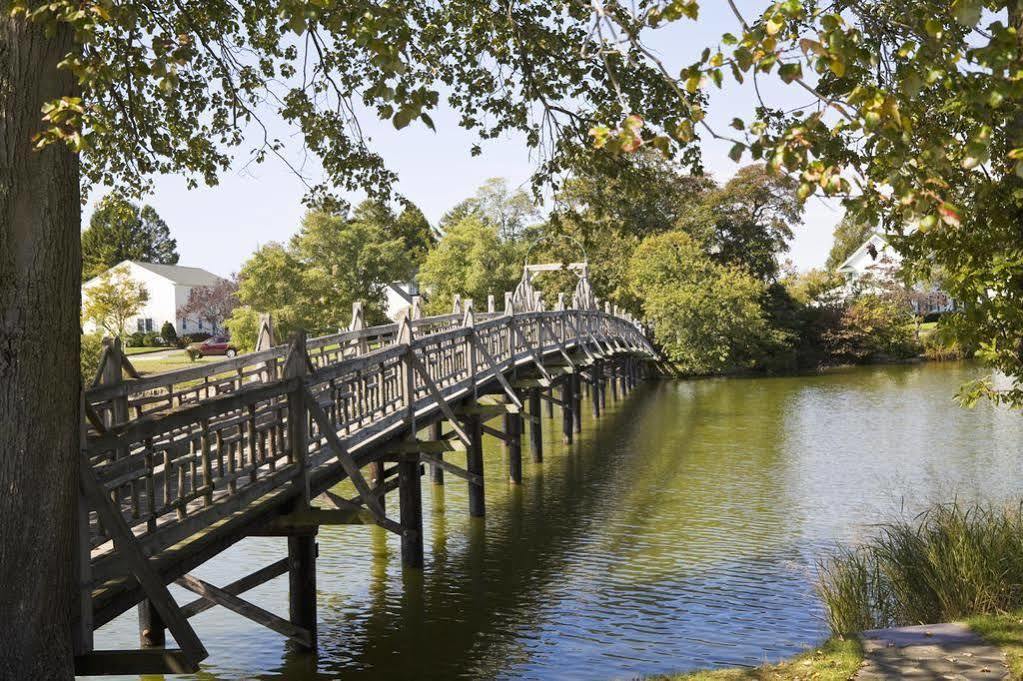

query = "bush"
[
  {"left": 81, "top": 333, "right": 105, "bottom": 381},
  {"left": 141, "top": 332, "right": 163, "bottom": 347},
  {"left": 125, "top": 331, "right": 147, "bottom": 347},
  {"left": 822, "top": 295, "right": 919, "bottom": 364},
  {"left": 161, "top": 321, "right": 177, "bottom": 345},
  {"left": 818, "top": 502, "right": 1023, "bottom": 634},
  {"left": 178, "top": 332, "right": 212, "bottom": 347},
  {"left": 923, "top": 322, "right": 977, "bottom": 361}
]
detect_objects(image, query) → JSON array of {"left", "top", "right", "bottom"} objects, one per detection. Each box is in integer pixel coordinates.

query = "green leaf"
[{"left": 728, "top": 142, "right": 745, "bottom": 162}]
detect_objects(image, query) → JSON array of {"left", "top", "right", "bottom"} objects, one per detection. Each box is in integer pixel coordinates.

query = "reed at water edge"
[{"left": 817, "top": 501, "right": 1023, "bottom": 635}]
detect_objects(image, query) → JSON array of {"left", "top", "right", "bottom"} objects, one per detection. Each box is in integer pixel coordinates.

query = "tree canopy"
[
  {"left": 588, "top": 0, "right": 1023, "bottom": 402},
  {"left": 81, "top": 193, "right": 178, "bottom": 281},
  {"left": 826, "top": 216, "right": 876, "bottom": 271},
  {"left": 234, "top": 205, "right": 410, "bottom": 336},
  {"left": 418, "top": 215, "right": 525, "bottom": 313}
]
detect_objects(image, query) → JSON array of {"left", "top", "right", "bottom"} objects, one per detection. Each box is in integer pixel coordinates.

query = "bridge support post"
[
  {"left": 599, "top": 363, "right": 608, "bottom": 410},
  {"left": 545, "top": 386, "right": 554, "bottom": 418},
  {"left": 398, "top": 452, "right": 424, "bottom": 568},
  {"left": 572, "top": 373, "right": 582, "bottom": 434},
  {"left": 528, "top": 387, "right": 543, "bottom": 463},
  {"left": 591, "top": 363, "right": 601, "bottom": 419},
  {"left": 287, "top": 532, "right": 318, "bottom": 650},
  {"left": 429, "top": 420, "right": 444, "bottom": 485},
  {"left": 137, "top": 599, "right": 165, "bottom": 648},
  {"left": 369, "top": 460, "right": 386, "bottom": 512},
  {"left": 505, "top": 406, "right": 522, "bottom": 484},
  {"left": 466, "top": 413, "right": 485, "bottom": 516},
  {"left": 560, "top": 378, "right": 573, "bottom": 444},
  {"left": 610, "top": 360, "right": 620, "bottom": 402}
]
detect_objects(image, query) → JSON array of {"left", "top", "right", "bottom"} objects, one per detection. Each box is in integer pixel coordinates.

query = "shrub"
[
  {"left": 822, "top": 295, "right": 919, "bottom": 364},
  {"left": 81, "top": 333, "right": 105, "bottom": 381},
  {"left": 141, "top": 332, "right": 162, "bottom": 347},
  {"left": 125, "top": 331, "right": 147, "bottom": 347},
  {"left": 923, "top": 322, "right": 977, "bottom": 361},
  {"left": 818, "top": 502, "right": 1023, "bottom": 634},
  {"left": 160, "top": 321, "right": 177, "bottom": 345}
]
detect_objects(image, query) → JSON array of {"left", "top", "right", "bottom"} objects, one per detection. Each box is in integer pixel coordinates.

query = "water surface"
[{"left": 92, "top": 361, "right": 1023, "bottom": 680}]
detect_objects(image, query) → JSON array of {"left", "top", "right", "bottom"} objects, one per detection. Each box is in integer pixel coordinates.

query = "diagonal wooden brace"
[
  {"left": 79, "top": 455, "right": 208, "bottom": 669},
  {"left": 175, "top": 574, "right": 312, "bottom": 647},
  {"left": 469, "top": 331, "right": 523, "bottom": 409},
  {"left": 408, "top": 353, "right": 472, "bottom": 446},
  {"left": 303, "top": 389, "right": 388, "bottom": 522}
]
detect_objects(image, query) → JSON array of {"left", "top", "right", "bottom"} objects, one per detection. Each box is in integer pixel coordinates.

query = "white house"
[
  {"left": 82, "top": 260, "right": 226, "bottom": 335},
  {"left": 836, "top": 233, "right": 954, "bottom": 314}
]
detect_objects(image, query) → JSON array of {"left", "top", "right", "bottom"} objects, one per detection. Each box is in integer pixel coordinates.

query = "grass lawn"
[
  {"left": 651, "top": 638, "right": 863, "bottom": 681},
  {"left": 124, "top": 346, "right": 169, "bottom": 356},
  {"left": 134, "top": 351, "right": 223, "bottom": 376},
  {"left": 969, "top": 612, "right": 1023, "bottom": 679}
]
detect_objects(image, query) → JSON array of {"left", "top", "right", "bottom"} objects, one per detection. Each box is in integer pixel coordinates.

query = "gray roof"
[{"left": 128, "top": 261, "right": 224, "bottom": 287}]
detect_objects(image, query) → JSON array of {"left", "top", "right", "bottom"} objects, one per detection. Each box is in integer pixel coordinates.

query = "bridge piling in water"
[
  {"left": 560, "top": 378, "right": 574, "bottom": 444},
  {"left": 528, "top": 387, "right": 543, "bottom": 463},
  {"left": 428, "top": 420, "right": 444, "bottom": 485}
]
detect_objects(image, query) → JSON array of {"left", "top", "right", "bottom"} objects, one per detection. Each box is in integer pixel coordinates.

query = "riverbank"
[
  {"left": 654, "top": 638, "right": 863, "bottom": 680},
  {"left": 661, "top": 612, "right": 1023, "bottom": 680}
]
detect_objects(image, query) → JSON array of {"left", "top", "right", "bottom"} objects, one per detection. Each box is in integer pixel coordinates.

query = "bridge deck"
[{"left": 75, "top": 303, "right": 654, "bottom": 673}]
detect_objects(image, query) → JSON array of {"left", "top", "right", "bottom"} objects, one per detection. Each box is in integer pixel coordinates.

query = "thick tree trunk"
[{"left": 0, "top": 5, "right": 80, "bottom": 680}]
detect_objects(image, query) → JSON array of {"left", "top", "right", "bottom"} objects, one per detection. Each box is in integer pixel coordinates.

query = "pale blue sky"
[{"left": 84, "top": 2, "right": 843, "bottom": 278}]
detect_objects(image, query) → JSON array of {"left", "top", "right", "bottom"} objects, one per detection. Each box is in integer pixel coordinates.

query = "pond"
[{"left": 90, "top": 361, "right": 1023, "bottom": 680}]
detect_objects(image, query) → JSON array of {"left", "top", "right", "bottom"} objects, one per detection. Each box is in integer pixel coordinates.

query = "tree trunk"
[{"left": 0, "top": 5, "right": 80, "bottom": 680}]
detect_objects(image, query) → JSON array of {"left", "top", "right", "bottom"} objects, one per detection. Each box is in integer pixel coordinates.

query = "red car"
[{"left": 187, "top": 335, "right": 238, "bottom": 358}]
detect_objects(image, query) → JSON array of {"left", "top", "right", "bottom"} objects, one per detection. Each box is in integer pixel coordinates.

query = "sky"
[{"left": 83, "top": 2, "right": 844, "bottom": 279}]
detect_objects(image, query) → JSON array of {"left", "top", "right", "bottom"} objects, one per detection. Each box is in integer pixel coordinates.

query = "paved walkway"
[{"left": 858, "top": 623, "right": 1009, "bottom": 680}]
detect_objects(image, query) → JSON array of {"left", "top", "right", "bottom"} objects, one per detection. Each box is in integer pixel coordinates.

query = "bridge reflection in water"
[{"left": 75, "top": 271, "right": 657, "bottom": 676}]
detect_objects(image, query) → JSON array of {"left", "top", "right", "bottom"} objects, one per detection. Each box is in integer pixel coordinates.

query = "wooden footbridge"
[{"left": 72, "top": 270, "right": 656, "bottom": 675}]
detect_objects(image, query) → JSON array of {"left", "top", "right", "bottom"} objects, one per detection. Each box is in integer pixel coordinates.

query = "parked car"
[{"left": 187, "top": 335, "right": 237, "bottom": 358}]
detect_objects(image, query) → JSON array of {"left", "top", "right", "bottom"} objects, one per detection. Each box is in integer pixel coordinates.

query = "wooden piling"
[
  {"left": 591, "top": 363, "right": 601, "bottom": 419},
  {"left": 505, "top": 409, "right": 522, "bottom": 484},
  {"left": 545, "top": 386, "right": 554, "bottom": 418},
  {"left": 398, "top": 453, "right": 424, "bottom": 568},
  {"left": 137, "top": 599, "right": 165, "bottom": 648},
  {"left": 528, "top": 387, "right": 543, "bottom": 463},
  {"left": 560, "top": 379, "right": 573, "bottom": 444},
  {"left": 572, "top": 372, "right": 582, "bottom": 434},
  {"left": 466, "top": 414, "right": 485, "bottom": 516},
  {"left": 610, "top": 360, "right": 620, "bottom": 401},
  {"left": 287, "top": 533, "right": 317, "bottom": 650},
  {"left": 429, "top": 420, "right": 444, "bottom": 484}
]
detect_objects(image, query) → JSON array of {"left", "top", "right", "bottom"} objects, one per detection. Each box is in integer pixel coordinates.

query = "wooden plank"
[
  {"left": 74, "top": 649, "right": 197, "bottom": 675},
  {"left": 455, "top": 403, "right": 519, "bottom": 416},
  {"left": 384, "top": 439, "right": 467, "bottom": 454},
  {"left": 259, "top": 507, "right": 367, "bottom": 532},
  {"left": 79, "top": 455, "right": 207, "bottom": 668},
  {"left": 419, "top": 452, "right": 483, "bottom": 485},
  {"left": 181, "top": 558, "right": 289, "bottom": 618},
  {"left": 175, "top": 574, "right": 312, "bottom": 647}
]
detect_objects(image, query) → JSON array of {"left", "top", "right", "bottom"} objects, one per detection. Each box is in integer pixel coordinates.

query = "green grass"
[
  {"left": 124, "top": 346, "right": 169, "bottom": 356},
  {"left": 818, "top": 502, "right": 1023, "bottom": 635},
  {"left": 968, "top": 611, "right": 1023, "bottom": 679},
  {"left": 652, "top": 638, "right": 863, "bottom": 680},
  {"left": 133, "top": 351, "right": 222, "bottom": 376}
]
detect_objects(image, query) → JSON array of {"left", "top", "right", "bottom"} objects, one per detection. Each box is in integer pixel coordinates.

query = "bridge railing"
[{"left": 81, "top": 306, "right": 651, "bottom": 586}]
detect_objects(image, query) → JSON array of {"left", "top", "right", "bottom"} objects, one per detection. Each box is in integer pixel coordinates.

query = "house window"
[
  {"left": 198, "top": 319, "right": 204, "bottom": 330},
  {"left": 137, "top": 318, "right": 154, "bottom": 333}
]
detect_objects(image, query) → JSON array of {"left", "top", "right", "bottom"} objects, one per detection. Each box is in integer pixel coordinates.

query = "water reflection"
[{"left": 92, "top": 361, "right": 1023, "bottom": 680}]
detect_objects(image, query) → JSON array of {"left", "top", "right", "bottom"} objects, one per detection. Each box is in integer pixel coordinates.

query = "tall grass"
[{"left": 817, "top": 502, "right": 1023, "bottom": 634}]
